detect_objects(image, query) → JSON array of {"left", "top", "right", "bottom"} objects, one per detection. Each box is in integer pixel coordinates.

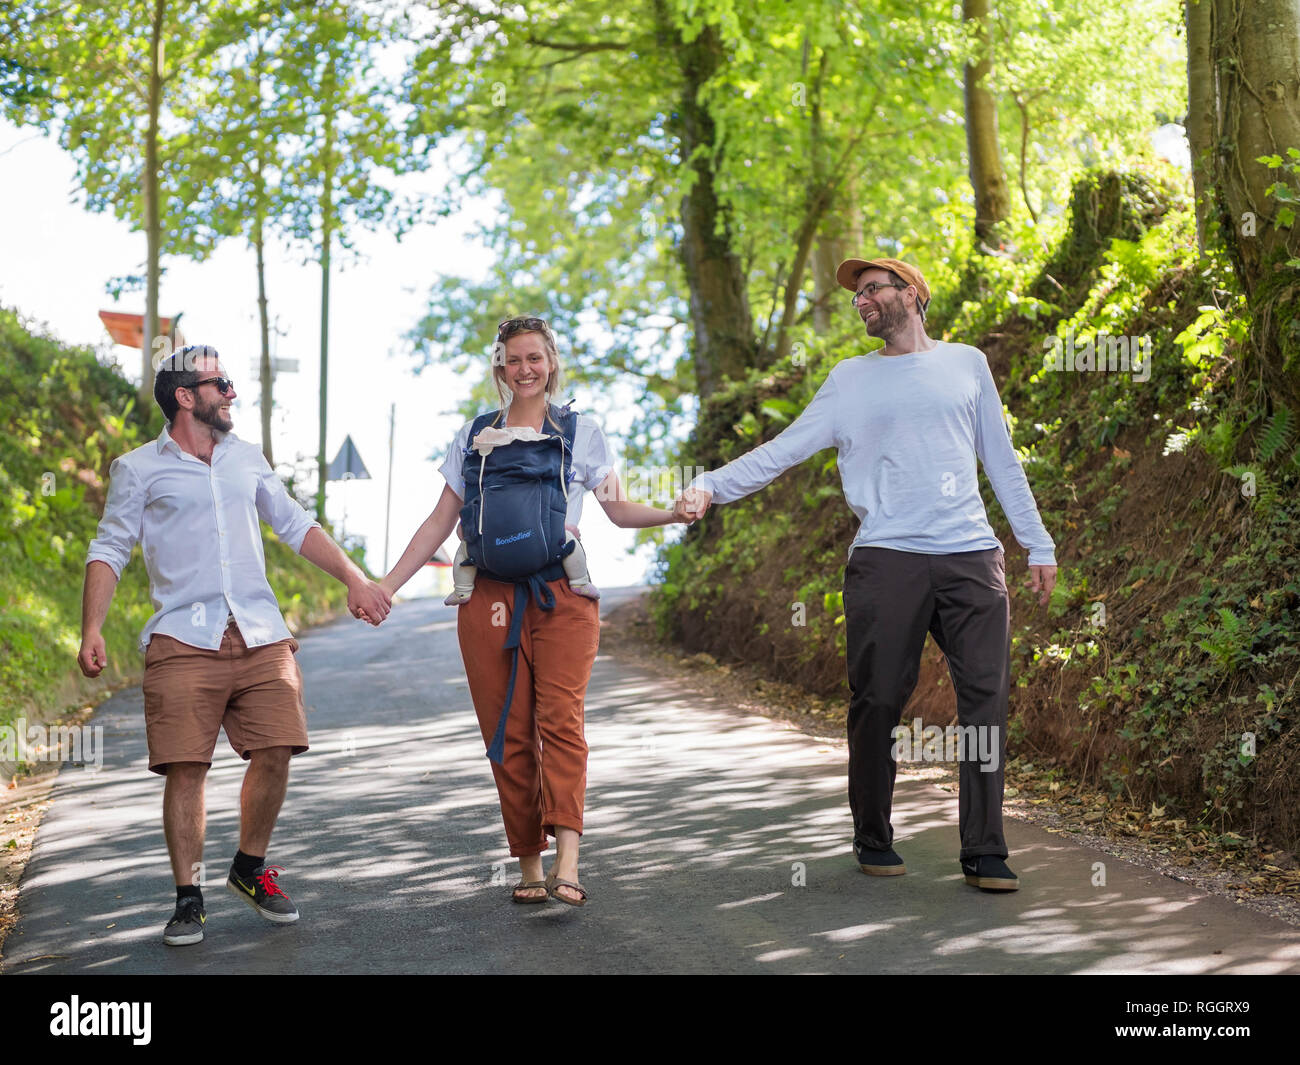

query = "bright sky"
[{"left": 0, "top": 118, "right": 666, "bottom": 596}]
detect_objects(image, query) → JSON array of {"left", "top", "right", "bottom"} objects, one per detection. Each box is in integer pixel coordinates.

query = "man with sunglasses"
[
  {"left": 680, "top": 259, "right": 1057, "bottom": 892},
  {"left": 79, "top": 344, "right": 392, "bottom": 945}
]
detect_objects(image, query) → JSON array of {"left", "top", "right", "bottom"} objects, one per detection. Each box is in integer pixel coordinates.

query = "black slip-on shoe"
[
  {"left": 855, "top": 845, "right": 906, "bottom": 876},
  {"left": 163, "top": 896, "right": 206, "bottom": 946},
  {"left": 961, "top": 855, "right": 1020, "bottom": 891},
  {"left": 226, "top": 864, "right": 300, "bottom": 923}
]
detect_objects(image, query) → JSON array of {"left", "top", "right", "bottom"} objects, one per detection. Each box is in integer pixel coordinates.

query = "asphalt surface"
[{"left": 6, "top": 588, "right": 1300, "bottom": 975}]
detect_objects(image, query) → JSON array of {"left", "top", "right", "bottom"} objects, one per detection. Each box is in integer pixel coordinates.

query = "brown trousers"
[{"left": 457, "top": 577, "right": 601, "bottom": 857}]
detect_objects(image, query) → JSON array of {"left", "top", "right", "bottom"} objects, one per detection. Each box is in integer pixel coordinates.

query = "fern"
[
  {"left": 1258, "top": 404, "right": 1295, "bottom": 464},
  {"left": 1193, "top": 607, "right": 1253, "bottom": 672}
]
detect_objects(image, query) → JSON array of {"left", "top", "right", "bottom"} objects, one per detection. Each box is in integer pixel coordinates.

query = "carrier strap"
[{"left": 483, "top": 564, "right": 563, "bottom": 765}]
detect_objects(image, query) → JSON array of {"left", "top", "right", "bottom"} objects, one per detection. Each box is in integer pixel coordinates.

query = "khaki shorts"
[{"left": 141, "top": 621, "right": 310, "bottom": 775}]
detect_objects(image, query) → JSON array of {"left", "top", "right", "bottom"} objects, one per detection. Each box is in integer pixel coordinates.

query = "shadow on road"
[{"left": 5, "top": 596, "right": 1299, "bottom": 974}]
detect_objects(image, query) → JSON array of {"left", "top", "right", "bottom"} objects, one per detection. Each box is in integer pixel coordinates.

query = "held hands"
[
  {"left": 673, "top": 486, "right": 712, "bottom": 524},
  {"left": 350, "top": 577, "right": 393, "bottom": 626},
  {"left": 1028, "top": 564, "right": 1057, "bottom": 607}
]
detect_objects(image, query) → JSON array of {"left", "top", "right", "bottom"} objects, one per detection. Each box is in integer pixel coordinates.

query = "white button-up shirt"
[{"left": 85, "top": 425, "right": 321, "bottom": 652}]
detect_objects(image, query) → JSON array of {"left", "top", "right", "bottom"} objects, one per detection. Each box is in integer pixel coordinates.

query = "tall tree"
[
  {"left": 657, "top": 2, "right": 756, "bottom": 394},
  {"left": 402, "top": 0, "right": 1187, "bottom": 473},
  {"left": 1185, "top": 0, "right": 1300, "bottom": 393},
  {"left": 406, "top": 0, "right": 758, "bottom": 399},
  {"left": 962, "top": 0, "right": 1011, "bottom": 245},
  {"left": 404, "top": 0, "right": 957, "bottom": 399},
  {"left": 1184, "top": 0, "right": 1215, "bottom": 253},
  {"left": 281, "top": 1, "right": 415, "bottom": 520},
  {"left": 170, "top": 12, "right": 311, "bottom": 464},
  {"left": 1, "top": 1, "right": 267, "bottom": 404}
]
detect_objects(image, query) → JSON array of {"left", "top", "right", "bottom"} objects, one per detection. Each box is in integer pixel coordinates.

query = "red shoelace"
[{"left": 255, "top": 866, "right": 287, "bottom": 898}]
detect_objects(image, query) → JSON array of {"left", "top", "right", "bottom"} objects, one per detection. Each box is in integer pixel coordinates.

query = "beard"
[
  {"left": 193, "top": 391, "right": 233, "bottom": 433},
  {"left": 864, "top": 297, "right": 909, "bottom": 340}
]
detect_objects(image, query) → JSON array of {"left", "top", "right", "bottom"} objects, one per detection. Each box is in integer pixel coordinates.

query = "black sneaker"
[
  {"left": 961, "top": 855, "right": 1020, "bottom": 891},
  {"left": 163, "top": 896, "right": 206, "bottom": 946},
  {"left": 226, "top": 864, "right": 300, "bottom": 923},
  {"left": 855, "top": 843, "right": 906, "bottom": 876}
]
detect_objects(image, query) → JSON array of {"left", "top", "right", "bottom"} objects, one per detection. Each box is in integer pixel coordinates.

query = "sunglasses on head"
[
  {"left": 188, "top": 376, "right": 235, "bottom": 395},
  {"left": 497, "top": 316, "right": 551, "bottom": 338}
]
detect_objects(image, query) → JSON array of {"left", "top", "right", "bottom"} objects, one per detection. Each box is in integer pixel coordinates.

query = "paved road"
[{"left": 6, "top": 589, "right": 1300, "bottom": 974}]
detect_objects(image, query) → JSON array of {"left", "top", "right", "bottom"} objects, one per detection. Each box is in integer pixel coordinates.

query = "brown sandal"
[
  {"left": 545, "top": 873, "right": 588, "bottom": 907},
  {"left": 511, "top": 880, "right": 549, "bottom": 904}
]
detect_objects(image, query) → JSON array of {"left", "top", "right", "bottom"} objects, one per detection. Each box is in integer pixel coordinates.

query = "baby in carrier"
[{"left": 444, "top": 422, "right": 601, "bottom": 605}]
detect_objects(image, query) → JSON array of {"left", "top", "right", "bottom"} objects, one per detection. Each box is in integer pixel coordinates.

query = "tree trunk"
[
  {"left": 1209, "top": 0, "right": 1300, "bottom": 278},
  {"left": 811, "top": 235, "right": 840, "bottom": 335},
  {"left": 253, "top": 33, "right": 273, "bottom": 466},
  {"left": 813, "top": 178, "right": 861, "bottom": 334},
  {"left": 142, "top": 0, "right": 165, "bottom": 406},
  {"left": 774, "top": 191, "right": 828, "bottom": 362},
  {"left": 316, "top": 101, "right": 335, "bottom": 522},
  {"left": 255, "top": 205, "right": 273, "bottom": 466},
  {"left": 1192, "top": 0, "right": 1300, "bottom": 397},
  {"left": 659, "top": 4, "right": 756, "bottom": 397},
  {"left": 962, "top": 0, "right": 1011, "bottom": 245},
  {"left": 1184, "top": 0, "right": 1215, "bottom": 253},
  {"left": 775, "top": 48, "right": 832, "bottom": 358}
]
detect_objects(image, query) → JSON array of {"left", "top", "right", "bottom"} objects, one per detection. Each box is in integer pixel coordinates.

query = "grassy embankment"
[
  {"left": 655, "top": 171, "right": 1300, "bottom": 858},
  {"left": 0, "top": 309, "right": 353, "bottom": 777}
]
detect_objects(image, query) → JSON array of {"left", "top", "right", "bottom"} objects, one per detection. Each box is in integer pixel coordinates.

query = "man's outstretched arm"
[
  {"left": 298, "top": 527, "right": 392, "bottom": 624},
  {"left": 680, "top": 368, "right": 841, "bottom": 519}
]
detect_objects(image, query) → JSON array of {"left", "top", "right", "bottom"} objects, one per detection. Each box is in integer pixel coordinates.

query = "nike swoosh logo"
[{"left": 235, "top": 880, "right": 255, "bottom": 896}]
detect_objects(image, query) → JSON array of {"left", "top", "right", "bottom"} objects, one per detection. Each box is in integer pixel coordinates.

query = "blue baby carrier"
[{"left": 459, "top": 402, "right": 579, "bottom": 763}]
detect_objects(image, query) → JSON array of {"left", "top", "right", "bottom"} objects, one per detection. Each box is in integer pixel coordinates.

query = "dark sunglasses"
[{"left": 188, "top": 376, "right": 235, "bottom": 395}]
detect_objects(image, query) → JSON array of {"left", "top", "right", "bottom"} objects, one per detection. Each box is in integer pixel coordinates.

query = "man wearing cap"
[
  {"left": 679, "top": 258, "right": 1057, "bottom": 891},
  {"left": 78, "top": 344, "right": 393, "bottom": 944}
]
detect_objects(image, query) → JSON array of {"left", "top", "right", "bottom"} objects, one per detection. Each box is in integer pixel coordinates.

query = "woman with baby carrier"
[{"left": 380, "top": 316, "right": 691, "bottom": 905}]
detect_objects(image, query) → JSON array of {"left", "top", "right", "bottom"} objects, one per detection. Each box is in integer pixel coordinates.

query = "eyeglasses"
[
  {"left": 188, "top": 376, "right": 235, "bottom": 395},
  {"left": 851, "top": 282, "right": 908, "bottom": 306}
]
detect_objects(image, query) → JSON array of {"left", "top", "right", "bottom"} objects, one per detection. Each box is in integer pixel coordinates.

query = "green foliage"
[
  {"left": 400, "top": 0, "right": 1189, "bottom": 465},
  {"left": 989, "top": 0, "right": 1186, "bottom": 221},
  {"left": 3, "top": 1, "right": 252, "bottom": 261},
  {"left": 1258, "top": 148, "right": 1300, "bottom": 241}
]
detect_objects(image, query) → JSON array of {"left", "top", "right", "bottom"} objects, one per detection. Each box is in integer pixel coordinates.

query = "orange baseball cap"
[{"left": 836, "top": 257, "right": 931, "bottom": 318}]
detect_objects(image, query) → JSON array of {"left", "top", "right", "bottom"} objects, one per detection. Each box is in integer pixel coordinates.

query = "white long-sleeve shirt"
[
  {"left": 691, "top": 342, "right": 1057, "bottom": 566},
  {"left": 85, "top": 425, "right": 321, "bottom": 652}
]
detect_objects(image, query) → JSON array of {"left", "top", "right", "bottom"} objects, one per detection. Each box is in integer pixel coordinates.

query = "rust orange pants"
[{"left": 457, "top": 576, "right": 600, "bottom": 857}]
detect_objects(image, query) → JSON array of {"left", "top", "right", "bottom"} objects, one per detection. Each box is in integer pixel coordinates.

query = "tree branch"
[{"left": 523, "top": 37, "right": 630, "bottom": 54}]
